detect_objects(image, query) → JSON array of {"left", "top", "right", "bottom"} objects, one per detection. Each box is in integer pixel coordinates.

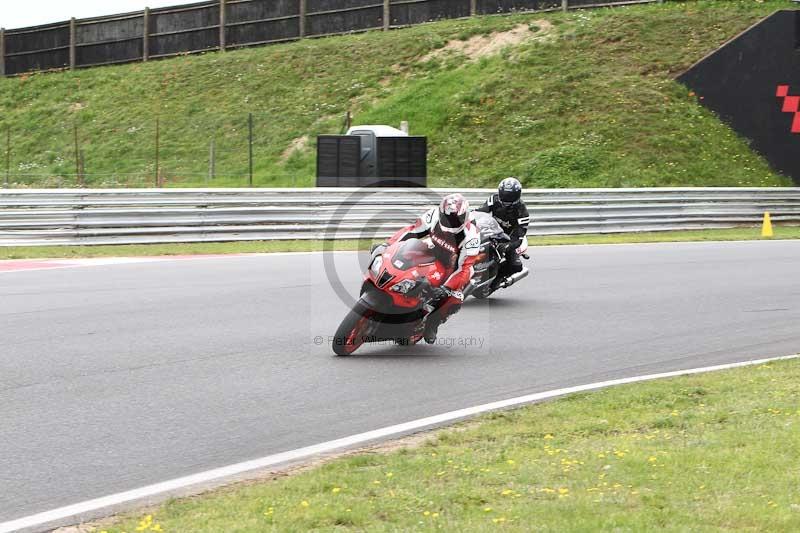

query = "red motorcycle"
[{"left": 332, "top": 238, "right": 447, "bottom": 356}]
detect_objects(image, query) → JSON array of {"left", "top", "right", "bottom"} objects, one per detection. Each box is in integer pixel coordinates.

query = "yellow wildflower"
[
  {"left": 301, "top": 500, "right": 310, "bottom": 507},
  {"left": 332, "top": 487, "right": 341, "bottom": 494}
]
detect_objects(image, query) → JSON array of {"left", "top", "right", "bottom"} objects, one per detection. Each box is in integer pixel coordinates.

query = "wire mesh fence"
[{"left": 0, "top": 110, "right": 348, "bottom": 189}]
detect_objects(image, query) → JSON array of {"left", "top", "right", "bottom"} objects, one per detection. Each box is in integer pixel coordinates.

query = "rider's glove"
[{"left": 428, "top": 287, "right": 450, "bottom": 307}]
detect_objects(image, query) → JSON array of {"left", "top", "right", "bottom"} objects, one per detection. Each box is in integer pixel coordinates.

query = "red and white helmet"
[{"left": 437, "top": 193, "right": 470, "bottom": 234}]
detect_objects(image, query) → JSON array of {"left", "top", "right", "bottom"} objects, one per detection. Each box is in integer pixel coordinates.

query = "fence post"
[
  {"left": 0, "top": 28, "right": 5, "bottom": 77},
  {"left": 248, "top": 113, "right": 254, "bottom": 187},
  {"left": 69, "top": 18, "right": 77, "bottom": 69},
  {"left": 4, "top": 126, "right": 9, "bottom": 188},
  {"left": 383, "top": 0, "right": 390, "bottom": 30},
  {"left": 219, "top": 0, "right": 227, "bottom": 51},
  {"left": 299, "top": 0, "right": 307, "bottom": 38},
  {"left": 469, "top": 0, "right": 476, "bottom": 17},
  {"left": 143, "top": 8, "right": 150, "bottom": 61},
  {"left": 154, "top": 117, "right": 160, "bottom": 187},
  {"left": 562, "top": 0, "right": 568, "bottom": 12},
  {"left": 78, "top": 150, "right": 86, "bottom": 188},
  {"left": 208, "top": 138, "right": 216, "bottom": 182},
  {"left": 73, "top": 123, "right": 80, "bottom": 181}
]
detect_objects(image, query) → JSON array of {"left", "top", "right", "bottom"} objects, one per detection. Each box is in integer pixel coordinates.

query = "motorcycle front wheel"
[{"left": 332, "top": 300, "right": 376, "bottom": 356}]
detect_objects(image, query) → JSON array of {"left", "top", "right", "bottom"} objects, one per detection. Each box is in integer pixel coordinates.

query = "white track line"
[
  {"left": 0, "top": 251, "right": 346, "bottom": 275},
  {"left": 2, "top": 353, "right": 798, "bottom": 533}
]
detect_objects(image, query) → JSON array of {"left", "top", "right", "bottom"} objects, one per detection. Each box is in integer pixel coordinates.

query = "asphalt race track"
[{"left": 2, "top": 241, "right": 799, "bottom": 528}]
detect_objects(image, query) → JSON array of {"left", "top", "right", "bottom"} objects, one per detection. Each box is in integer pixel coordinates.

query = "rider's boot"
[
  {"left": 424, "top": 317, "right": 441, "bottom": 344},
  {"left": 490, "top": 275, "right": 506, "bottom": 291},
  {"left": 424, "top": 298, "right": 461, "bottom": 344}
]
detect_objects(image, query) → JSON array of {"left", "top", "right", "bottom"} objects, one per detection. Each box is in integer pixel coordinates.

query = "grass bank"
[
  {"left": 91, "top": 357, "right": 800, "bottom": 532},
  {"left": 2, "top": 226, "right": 798, "bottom": 260},
  {"left": 1, "top": 0, "right": 796, "bottom": 188}
]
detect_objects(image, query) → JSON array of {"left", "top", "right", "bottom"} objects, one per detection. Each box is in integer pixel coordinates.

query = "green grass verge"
[
  {"left": 1, "top": 0, "right": 796, "bottom": 188},
  {"left": 97, "top": 357, "right": 800, "bottom": 532},
  {"left": 0, "top": 240, "right": 371, "bottom": 260},
  {"left": 2, "top": 226, "right": 799, "bottom": 260}
]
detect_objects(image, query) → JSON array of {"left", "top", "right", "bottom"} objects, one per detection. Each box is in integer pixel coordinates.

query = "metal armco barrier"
[{"left": 1, "top": 188, "right": 799, "bottom": 246}]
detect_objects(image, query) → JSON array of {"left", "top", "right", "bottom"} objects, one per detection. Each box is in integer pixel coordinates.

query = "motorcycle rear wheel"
[{"left": 472, "top": 285, "right": 494, "bottom": 299}]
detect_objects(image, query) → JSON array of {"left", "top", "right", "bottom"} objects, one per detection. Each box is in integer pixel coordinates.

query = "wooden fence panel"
[
  {"left": 150, "top": 28, "right": 219, "bottom": 56},
  {"left": 226, "top": 0, "right": 300, "bottom": 46},
  {"left": 5, "top": 48, "right": 69, "bottom": 74},
  {"left": 390, "top": 0, "right": 470, "bottom": 27},
  {"left": 4, "top": 23, "right": 71, "bottom": 74},
  {"left": 307, "top": 0, "right": 383, "bottom": 36},
  {"left": 76, "top": 16, "right": 145, "bottom": 66},
  {"left": 150, "top": 4, "right": 221, "bottom": 56},
  {"left": 0, "top": 0, "right": 657, "bottom": 75},
  {"left": 477, "top": 0, "right": 558, "bottom": 15},
  {"left": 227, "top": 19, "right": 301, "bottom": 46},
  {"left": 76, "top": 16, "right": 144, "bottom": 44},
  {"left": 227, "top": 0, "right": 297, "bottom": 24},
  {"left": 151, "top": 4, "right": 220, "bottom": 35},
  {"left": 4, "top": 24, "right": 70, "bottom": 54},
  {"left": 77, "top": 40, "right": 143, "bottom": 66}
]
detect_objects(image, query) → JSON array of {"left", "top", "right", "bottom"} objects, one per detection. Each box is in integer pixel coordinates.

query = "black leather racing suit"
[{"left": 476, "top": 193, "right": 530, "bottom": 278}]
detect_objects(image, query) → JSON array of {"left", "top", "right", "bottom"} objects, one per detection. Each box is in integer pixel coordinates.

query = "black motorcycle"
[{"left": 464, "top": 211, "right": 530, "bottom": 299}]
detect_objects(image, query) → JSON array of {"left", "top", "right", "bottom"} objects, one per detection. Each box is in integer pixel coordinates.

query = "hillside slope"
[{"left": 0, "top": 0, "right": 795, "bottom": 188}]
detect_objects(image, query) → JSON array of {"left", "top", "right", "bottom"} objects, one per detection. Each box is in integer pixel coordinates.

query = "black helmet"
[{"left": 498, "top": 177, "right": 522, "bottom": 206}]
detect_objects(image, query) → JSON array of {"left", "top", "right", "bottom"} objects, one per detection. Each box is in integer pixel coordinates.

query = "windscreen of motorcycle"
[
  {"left": 391, "top": 239, "right": 437, "bottom": 270},
  {"left": 472, "top": 211, "right": 510, "bottom": 242}
]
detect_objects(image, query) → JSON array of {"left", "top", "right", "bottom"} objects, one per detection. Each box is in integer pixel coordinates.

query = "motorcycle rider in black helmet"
[{"left": 476, "top": 177, "right": 530, "bottom": 286}]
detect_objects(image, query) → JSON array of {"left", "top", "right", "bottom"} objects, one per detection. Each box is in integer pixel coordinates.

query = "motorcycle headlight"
[
  {"left": 370, "top": 255, "right": 383, "bottom": 276},
  {"left": 390, "top": 279, "right": 417, "bottom": 294}
]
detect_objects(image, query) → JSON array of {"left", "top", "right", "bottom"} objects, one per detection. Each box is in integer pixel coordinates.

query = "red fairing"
[
  {"left": 365, "top": 239, "right": 448, "bottom": 308},
  {"left": 443, "top": 253, "right": 477, "bottom": 293}
]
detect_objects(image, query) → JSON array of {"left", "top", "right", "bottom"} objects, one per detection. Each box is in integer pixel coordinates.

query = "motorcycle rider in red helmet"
[{"left": 384, "top": 193, "right": 480, "bottom": 343}]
